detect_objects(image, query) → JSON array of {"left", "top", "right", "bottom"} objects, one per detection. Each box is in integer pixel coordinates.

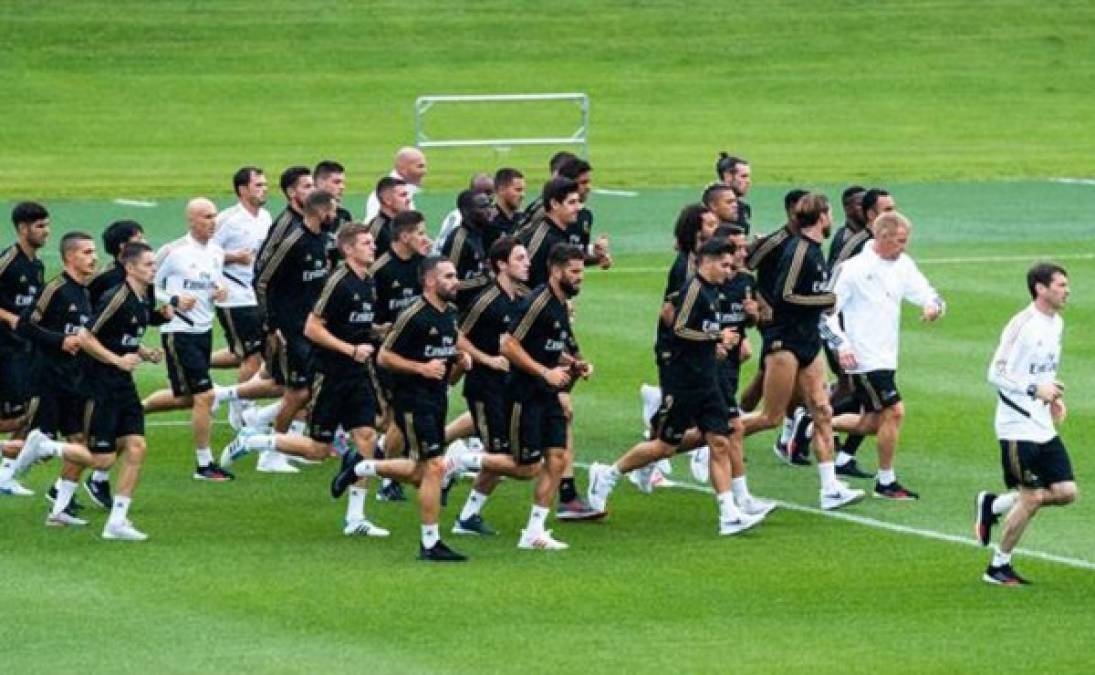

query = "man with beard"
[
  {"left": 701, "top": 183, "right": 740, "bottom": 234},
  {"left": 0, "top": 202, "right": 50, "bottom": 496},
  {"left": 366, "top": 176, "right": 411, "bottom": 258},
  {"left": 716, "top": 153, "right": 752, "bottom": 233},
  {"left": 441, "top": 189, "right": 492, "bottom": 311},
  {"left": 255, "top": 166, "right": 313, "bottom": 276},
  {"left": 331, "top": 257, "right": 473, "bottom": 562}
]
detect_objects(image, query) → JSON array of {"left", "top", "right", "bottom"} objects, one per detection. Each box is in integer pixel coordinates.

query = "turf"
[{"left": 3, "top": 182, "right": 1094, "bottom": 673}]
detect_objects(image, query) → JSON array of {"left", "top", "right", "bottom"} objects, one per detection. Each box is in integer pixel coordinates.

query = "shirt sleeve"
[
  {"left": 987, "top": 314, "right": 1031, "bottom": 397},
  {"left": 673, "top": 280, "right": 718, "bottom": 342},
  {"left": 778, "top": 240, "right": 836, "bottom": 307},
  {"left": 154, "top": 246, "right": 175, "bottom": 305},
  {"left": 900, "top": 257, "right": 945, "bottom": 312}
]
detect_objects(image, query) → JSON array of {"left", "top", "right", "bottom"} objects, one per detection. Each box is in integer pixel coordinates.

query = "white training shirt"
[
  {"left": 212, "top": 202, "right": 271, "bottom": 307},
  {"left": 154, "top": 234, "right": 225, "bottom": 334},
  {"left": 431, "top": 208, "right": 462, "bottom": 254},
  {"left": 824, "top": 244, "right": 944, "bottom": 373},
  {"left": 987, "top": 303, "right": 1063, "bottom": 443},
  {"left": 363, "top": 169, "right": 418, "bottom": 222}
]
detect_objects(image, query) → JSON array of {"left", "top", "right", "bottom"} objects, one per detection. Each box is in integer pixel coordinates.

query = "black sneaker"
[
  {"left": 193, "top": 463, "right": 235, "bottom": 482},
  {"left": 836, "top": 458, "right": 873, "bottom": 479},
  {"left": 83, "top": 477, "right": 113, "bottom": 509},
  {"left": 418, "top": 539, "right": 467, "bottom": 562},
  {"left": 452, "top": 514, "right": 497, "bottom": 536},
  {"left": 789, "top": 451, "right": 812, "bottom": 466},
  {"left": 788, "top": 412, "right": 812, "bottom": 465},
  {"left": 46, "top": 485, "right": 85, "bottom": 513},
  {"left": 377, "top": 480, "right": 407, "bottom": 502},
  {"left": 330, "top": 450, "right": 361, "bottom": 499},
  {"left": 982, "top": 563, "right": 1030, "bottom": 586},
  {"left": 974, "top": 491, "right": 999, "bottom": 546},
  {"left": 873, "top": 481, "right": 919, "bottom": 500}
]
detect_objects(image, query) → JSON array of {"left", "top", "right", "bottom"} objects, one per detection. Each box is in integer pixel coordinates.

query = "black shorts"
[
  {"left": 466, "top": 383, "right": 509, "bottom": 455},
  {"left": 1000, "top": 437, "right": 1074, "bottom": 490},
  {"left": 0, "top": 349, "right": 31, "bottom": 419},
  {"left": 25, "top": 390, "right": 86, "bottom": 439},
  {"left": 393, "top": 391, "right": 447, "bottom": 461},
  {"left": 368, "top": 360, "right": 392, "bottom": 420},
  {"left": 851, "top": 370, "right": 901, "bottom": 412},
  {"left": 308, "top": 372, "right": 376, "bottom": 443},
  {"left": 506, "top": 391, "right": 567, "bottom": 465},
  {"left": 715, "top": 368, "right": 741, "bottom": 419},
  {"left": 266, "top": 332, "right": 313, "bottom": 390},
  {"left": 651, "top": 385, "right": 730, "bottom": 446},
  {"left": 761, "top": 328, "right": 822, "bottom": 369},
  {"left": 217, "top": 306, "right": 265, "bottom": 358},
  {"left": 85, "top": 383, "right": 144, "bottom": 453},
  {"left": 163, "top": 331, "right": 213, "bottom": 397}
]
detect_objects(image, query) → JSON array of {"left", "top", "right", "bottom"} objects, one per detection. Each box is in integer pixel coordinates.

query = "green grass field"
[{"left": 3, "top": 0, "right": 1095, "bottom": 672}]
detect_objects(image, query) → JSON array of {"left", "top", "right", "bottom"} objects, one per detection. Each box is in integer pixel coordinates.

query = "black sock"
[
  {"left": 843, "top": 434, "right": 865, "bottom": 456},
  {"left": 559, "top": 477, "right": 578, "bottom": 503}
]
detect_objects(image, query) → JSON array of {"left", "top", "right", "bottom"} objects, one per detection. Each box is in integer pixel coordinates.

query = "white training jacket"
[
  {"left": 212, "top": 202, "right": 271, "bottom": 308},
  {"left": 987, "top": 303, "right": 1063, "bottom": 443},
  {"left": 154, "top": 234, "right": 224, "bottom": 334},
  {"left": 823, "top": 244, "right": 944, "bottom": 373}
]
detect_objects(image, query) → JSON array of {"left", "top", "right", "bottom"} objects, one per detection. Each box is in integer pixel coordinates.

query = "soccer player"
[
  {"left": 331, "top": 256, "right": 471, "bottom": 562},
  {"left": 826, "top": 186, "right": 868, "bottom": 269},
  {"left": 823, "top": 212, "right": 945, "bottom": 499},
  {"left": 251, "top": 190, "right": 335, "bottom": 446},
  {"left": 556, "top": 158, "right": 612, "bottom": 269},
  {"left": 518, "top": 151, "right": 578, "bottom": 230},
  {"left": 314, "top": 160, "right": 354, "bottom": 264},
  {"left": 433, "top": 173, "right": 494, "bottom": 253},
  {"left": 741, "top": 193, "right": 864, "bottom": 510},
  {"left": 7, "top": 232, "right": 99, "bottom": 526},
  {"left": 440, "top": 189, "right": 492, "bottom": 311},
  {"left": 365, "top": 176, "right": 411, "bottom": 257},
  {"left": 364, "top": 147, "right": 426, "bottom": 222},
  {"left": 518, "top": 178, "right": 583, "bottom": 294},
  {"left": 484, "top": 168, "right": 526, "bottom": 252},
  {"left": 223, "top": 224, "right": 390, "bottom": 536},
  {"left": 254, "top": 166, "right": 313, "bottom": 277},
  {"left": 974, "top": 263, "right": 1074, "bottom": 586},
  {"left": 0, "top": 202, "right": 49, "bottom": 496},
  {"left": 716, "top": 152, "right": 752, "bottom": 233},
  {"left": 701, "top": 183, "right": 740, "bottom": 233},
  {"left": 142, "top": 199, "right": 234, "bottom": 481},
  {"left": 587, "top": 239, "right": 763, "bottom": 534}
]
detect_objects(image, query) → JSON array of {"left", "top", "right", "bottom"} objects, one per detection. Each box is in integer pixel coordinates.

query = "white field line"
[
  {"left": 614, "top": 252, "right": 1095, "bottom": 273},
  {"left": 592, "top": 188, "right": 639, "bottom": 197},
  {"left": 575, "top": 462, "right": 1095, "bottom": 572},
  {"left": 1051, "top": 178, "right": 1095, "bottom": 186},
  {"left": 113, "top": 198, "right": 158, "bottom": 207}
]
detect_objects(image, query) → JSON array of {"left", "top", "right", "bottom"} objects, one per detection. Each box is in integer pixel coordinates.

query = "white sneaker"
[
  {"left": 820, "top": 483, "right": 866, "bottom": 511},
  {"left": 210, "top": 386, "right": 231, "bottom": 415},
  {"left": 739, "top": 495, "right": 778, "bottom": 517},
  {"left": 441, "top": 450, "right": 466, "bottom": 492},
  {"left": 0, "top": 477, "right": 34, "bottom": 496},
  {"left": 12, "top": 429, "right": 49, "bottom": 476},
  {"left": 655, "top": 458, "right": 673, "bottom": 476},
  {"left": 256, "top": 450, "right": 300, "bottom": 474},
  {"left": 102, "top": 519, "right": 148, "bottom": 541},
  {"left": 228, "top": 400, "right": 249, "bottom": 431},
  {"left": 690, "top": 446, "right": 710, "bottom": 483},
  {"left": 587, "top": 462, "right": 617, "bottom": 513},
  {"left": 640, "top": 383, "right": 662, "bottom": 433},
  {"left": 220, "top": 429, "right": 258, "bottom": 468},
  {"left": 239, "top": 405, "right": 260, "bottom": 430},
  {"left": 46, "top": 510, "right": 88, "bottom": 527},
  {"left": 466, "top": 437, "right": 484, "bottom": 454},
  {"left": 628, "top": 464, "right": 657, "bottom": 494},
  {"left": 343, "top": 518, "right": 390, "bottom": 537},
  {"left": 518, "top": 529, "right": 569, "bottom": 550},
  {"left": 718, "top": 512, "right": 763, "bottom": 536},
  {"left": 288, "top": 420, "right": 307, "bottom": 437}
]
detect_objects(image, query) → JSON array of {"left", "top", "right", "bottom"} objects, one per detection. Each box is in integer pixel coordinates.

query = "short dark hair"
[
  {"left": 103, "top": 220, "right": 144, "bottom": 258},
  {"left": 279, "top": 166, "right": 311, "bottom": 196},
  {"left": 557, "top": 158, "right": 592, "bottom": 180},
  {"left": 313, "top": 160, "right": 345, "bottom": 182},
  {"left": 488, "top": 235, "right": 521, "bottom": 275},
  {"left": 419, "top": 254, "right": 448, "bottom": 285},
  {"left": 792, "top": 192, "right": 830, "bottom": 229},
  {"left": 456, "top": 189, "right": 478, "bottom": 216},
  {"left": 716, "top": 152, "right": 748, "bottom": 180},
  {"left": 11, "top": 201, "right": 48, "bottom": 229},
  {"left": 60, "top": 231, "right": 94, "bottom": 260},
  {"left": 119, "top": 241, "right": 154, "bottom": 267},
  {"left": 494, "top": 168, "right": 524, "bottom": 189},
  {"left": 674, "top": 203, "right": 711, "bottom": 253},
  {"left": 548, "top": 243, "right": 584, "bottom": 269},
  {"left": 392, "top": 210, "right": 425, "bottom": 238},
  {"left": 783, "top": 188, "right": 808, "bottom": 213},
  {"left": 697, "top": 237, "right": 734, "bottom": 262},
  {"left": 232, "top": 166, "right": 263, "bottom": 197},
  {"left": 701, "top": 183, "right": 735, "bottom": 208},
  {"left": 861, "top": 188, "right": 891, "bottom": 216},
  {"left": 549, "top": 151, "right": 579, "bottom": 174},
  {"left": 304, "top": 189, "right": 336, "bottom": 215},
  {"left": 841, "top": 185, "right": 866, "bottom": 205},
  {"left": 376, "top": 176, "right": 406, "bottom": 198},
  {"left": 337, "top": 221, "right": 371, "bottom": 251},
  {"left": 1027, "top": 262, "right": 1067, "bottom": 300},
  {"left": 714, "top": 223, "right": 745, "bottom": 239},
  {"left": 542, "top": 177, "right": 580, "bottom": 212}
]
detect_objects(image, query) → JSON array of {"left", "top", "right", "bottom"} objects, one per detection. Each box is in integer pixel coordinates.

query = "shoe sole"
[
  {"left": 872, "top": 492, "right": 919, "bottom": 501},
  {"left": 981, "top": 573, "right": 1022, "bottom": 586},
  {"left": 719, "top": 517, "right": 762, "bottom": 536},
  {"left": 518, "top": 542, "right": 569, "bottom": 550},
  {"left": 821, "top": 492, "right": 865, "bottom": 510},
  {"left": 0, "top": 487, "right": 34, "bottom": 497},
  {"left": 452, "top": 525, "right": 496, "bottom": 536},
  {"left": 344, "top": 528, "right": 390, "bottom": 538},
  {"left": 744, "top": 503, "right": 778, "bottom": 518},
  {"left": 46, "top": 518, "right": 88, "bottom": 528},
  {"left": 192, "top": 474, "right": 234, "bottom": 482},
  {"left": 102, "top": 532, "right": 148, "bottom": 541},
  {"left": 81, "top": 482, "right": 111, "bottom": 509},
  {"left": 556, "top": 510, "right": 606, "bottom": 521}
]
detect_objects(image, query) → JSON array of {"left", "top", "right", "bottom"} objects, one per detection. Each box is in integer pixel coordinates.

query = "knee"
[
  {"left": 810, "top": 402, "right": 833, "bottom": 425},
  {"left": 1054, "top": 484, "right": 1078, "bottom": 505},
  {"left": 425, "top": 456, "right": 447, "bottom": 478},
  {"left": 125, "top": 438, "right": 147, "bottom": 464},
  {"left": 884, "top": 403, "right": 905, "bottom": 426},
  {"left": 707, "top": 435, "right": 730, "bottom": 457},
  {"left": 193, "top": 390, "right": 214, "bottom": 410},
  {"left": 91, "top": 453, "right": 116, "bottom": 470}
]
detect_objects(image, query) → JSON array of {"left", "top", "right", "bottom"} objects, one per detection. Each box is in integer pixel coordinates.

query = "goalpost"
[{"left": 413, "top": 93, "right": 589, "bottom": 157}]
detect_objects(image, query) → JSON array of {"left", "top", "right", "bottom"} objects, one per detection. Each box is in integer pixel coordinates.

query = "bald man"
[
  {"left": 364, "top": 147, "right": 427, "bottom": 222},
  {"left": 143, "top": 198, "right": 236, "bottom": 481},
  {"left": 432, "top": 173, "right": 494, "bottom": 255}
]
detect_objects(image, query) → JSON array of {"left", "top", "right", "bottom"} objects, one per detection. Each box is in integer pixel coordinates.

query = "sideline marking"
[
  {"left": 576, "top": 462, "right": 1095, "bottom": 572},
  {"left": 1051, "top": 178, "right": 1095, "bottom": 186},
  {"left": 592, "top": 188, "right": 638, "bottom": 197},
  {"left": 113, "top": 198, "right": 158, "bottom": 208}
]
